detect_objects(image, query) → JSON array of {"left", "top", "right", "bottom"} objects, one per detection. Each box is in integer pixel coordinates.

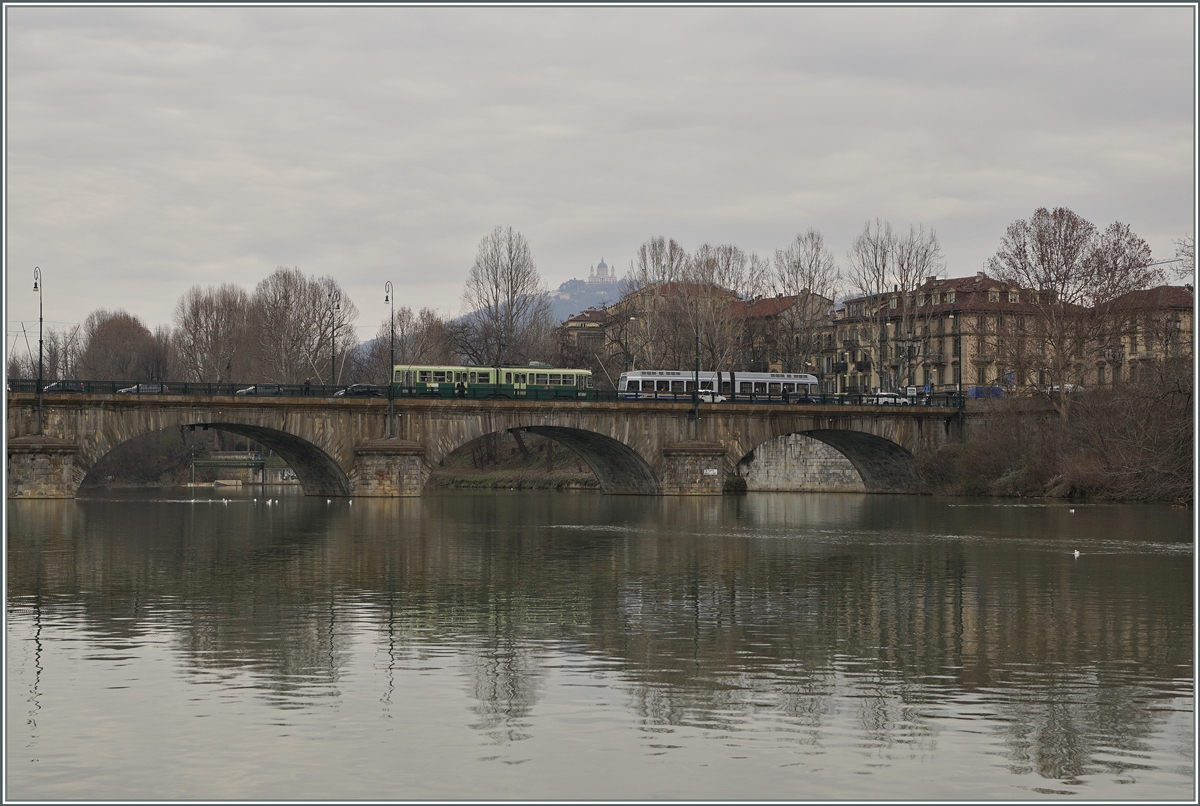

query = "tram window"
[
  {"left": 699, "top": 381, "right": 713, "bottom": 391},
  {"left": 505, "top": 372, "right": 513, "bottom": 384},
  {"left": 720, "top": 381, "right": 731, "bottom": 393},
  {"left": 418, "top": 371, "right": 431, "bottom": 383},
  {"left": 561, "top": 375, "right": 573, "bottom": 386},
  {"left": 685, "top": 381, "right": 695, "bottom": 392},
  {"left": 549, "top": 374, "right": 562, "bottom": 386},
  {"left": 586, "top": 377, "right": 593, "bottom": 388},
  {"left": 754, "top": 382, "right": 767, "bottom": 394},
  {"left": 535, "top": 373, "right": 549, "bottom": 385},
  {"left": 657, "top": 380, "right": 670, "bottom": 392},
  {"left": 782, "top": 383, "right": 795, "bottom": 393},
  {"left": 768, "top": 383, "right": 781, "bottom": 394},
  {"left": 404, "top": 371, "right": 415, "bottom": 385},
  {"left": 433, "top": 371, "right": 448, "bottom": 383},
  {"left": 468, "top": 372, "right": 477, "bottom": 383},
  {"left": 477, "top": 372, "right": 489, "bottom": 383},
  {"left": 454, "top": 372, "right": 465, "bottom": 383},
  {"left": 739, "top": 382, "right": 752, "bottom": 393},
  {"left": 671, "top": 381, "right": 684, "bottom": 392}
]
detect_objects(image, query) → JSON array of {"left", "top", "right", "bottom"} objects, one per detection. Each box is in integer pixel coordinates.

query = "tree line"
[{"left": 9, "top": 216, "right": 1192, "bottom": 394}]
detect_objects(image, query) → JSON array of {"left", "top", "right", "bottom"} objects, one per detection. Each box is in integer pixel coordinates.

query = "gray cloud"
[{"left": 5, "top": 6, "right": 1193, "bottom": 348}]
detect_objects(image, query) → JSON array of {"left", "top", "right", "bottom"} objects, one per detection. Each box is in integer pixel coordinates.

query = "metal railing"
[{"left": 8, "top": 378, "right": 965, "bottom": 409}]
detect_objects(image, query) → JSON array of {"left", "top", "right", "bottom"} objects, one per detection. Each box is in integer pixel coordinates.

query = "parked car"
[
  {"left": 236, "top": 384, "right": 284, "bottom": 396},
  {"left": 116, "top": 383, "right": 171, "bottom": 394},
  {"left": 334, "top": 384, "right": 385, "bottom": 398},
  {"left": 865, "top": 392, "right": 912, "bottom": 405},
  {"left": 43, "top": 381, "right": 85, "bottom": 394}
]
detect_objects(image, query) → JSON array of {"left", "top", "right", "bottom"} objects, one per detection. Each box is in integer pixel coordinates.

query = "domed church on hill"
[{"left": 587, "top": 258, "right": 618, "bottom": 285}]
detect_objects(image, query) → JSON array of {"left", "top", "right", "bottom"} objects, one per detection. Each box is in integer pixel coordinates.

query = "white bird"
[
  {"left": 1073, "top": 550, "right": 1080, "bottom": 559},
  {"left": 253, "top": 498, "right": 257, "bottom": 503},
  {"left": 1069, "top": 508, "right": 1075, "bottom": 514},
  {"left": 327, "top": 499, "right": 331, "bottom": 504}
]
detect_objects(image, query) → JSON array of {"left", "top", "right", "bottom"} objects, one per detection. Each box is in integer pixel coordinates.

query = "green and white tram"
[{"left": 393, "top": 363, "right": 593, "bottom": 399}]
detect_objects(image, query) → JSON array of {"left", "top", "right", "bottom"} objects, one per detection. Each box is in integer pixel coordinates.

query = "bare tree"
[
  {"left": 608, "top": 236, "right": 691, "bottom": 371},
  {"left": 891, "top": 224, "right": 945, "bottom": 388},
  {"left": 361, "top": 306, "right": 453, "bottom": 383},
  {"left": 77, "top": 309, "right": 162, "bottom": 381},
  {"left": 173, "top": 283, "right": 252, "bottom": 382},
  {"left": 769, "top": 229, "right": 841, "bottom": 373},
  {"left": 845, "top": 219, "right": 897, "bottom": 391},
  {"left": 452, "top": 226, "right": 553, "bottom": 367},
  {"left": 985, "top": 208, "right": 1159, "bottom": 422},
  {"left": 1171, "top": 233, "right": 1194, "bottom": 282},
  {"left": 247, "top": 267, "right": 358, "bottom": 384},
  {"left": 686, "top": 243, "right": 765, "bottom": 373}
]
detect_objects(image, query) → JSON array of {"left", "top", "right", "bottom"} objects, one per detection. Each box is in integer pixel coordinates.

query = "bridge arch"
[
  {"left": 736, "top": 428, "right": 920, "bottom": 493},
  {"left": 76, "top": 422, "right": 351, "bottom": 498},
  {"left": 186, "top": 423, "right": 351, "bottom": 497},
  {"left": 433, "top": 426, "right": 662, "bottom": 495},
  {"left": 521, "top": 426, "right": 660, "bottom": 494}
]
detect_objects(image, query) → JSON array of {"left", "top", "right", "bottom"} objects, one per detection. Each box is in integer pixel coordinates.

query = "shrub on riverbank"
[{"left": 924, "top": 360, "right": 1192, "bottom": 504}]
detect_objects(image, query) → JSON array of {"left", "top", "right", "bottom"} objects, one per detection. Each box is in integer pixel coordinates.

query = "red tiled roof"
[
  {"left": 1106, "top": 285, "right": 1194, "bottom": 311},
  {"left": 563, "top": 307, "right": 608, "bottom": 324}
]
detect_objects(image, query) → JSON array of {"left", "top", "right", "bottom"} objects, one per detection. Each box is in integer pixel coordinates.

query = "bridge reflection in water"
[
  {"left": 6, "top": 392, "right": 968, "bottom": 498},
  {"left": 5, "top": 490, "right": 1192, "bottom": 800}
]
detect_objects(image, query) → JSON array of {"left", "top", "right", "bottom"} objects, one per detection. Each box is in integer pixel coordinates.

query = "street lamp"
[
  {"left": 33, "top": 267, "right": 43, "bottom": 435},
  {"left": 384, "top": 281, "right": 395, "bottom": 438},
  {"left": 692, "top": 331, "right": 700, "bottom": 436},
  {"left": 947, "top": 314, "right": 963, "bottom": 410},
  {"left": 329, "top": 290, "right": 341, "bottom": 387}
]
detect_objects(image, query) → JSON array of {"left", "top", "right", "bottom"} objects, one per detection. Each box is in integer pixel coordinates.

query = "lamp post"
[
  {"left": 384, "top": 281, "right": 395, "bottom": 438},
  {"left": 329, "top": 290, "right": 341, "bottom": 388},
  {"left": 692, "top": 331, "right": 700, "bottom": 436},
  {"left": 947, "top": 313, "right": 965, "bottom": 414},
  {"left": 33, "top": 267, "right": 43, "bottom": 434}
]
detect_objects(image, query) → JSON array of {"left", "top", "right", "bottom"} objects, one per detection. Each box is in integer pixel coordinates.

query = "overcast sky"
[{"left": 5, "top": 4, "right": 1195, "bottom": 356}]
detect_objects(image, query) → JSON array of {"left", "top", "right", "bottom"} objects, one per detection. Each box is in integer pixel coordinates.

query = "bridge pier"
[
  {"left": 349, "top": 439, "right": 429, "bottom": 496},
  {"left": 659, "top": 441, "right": 730, "bottom": 495},
  {"left": 7, "top": 436, "right": 85, "bottom": 498}
]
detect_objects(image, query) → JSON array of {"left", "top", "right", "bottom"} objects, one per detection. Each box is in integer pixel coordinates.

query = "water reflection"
[{"left": 6, "top": 489, "right": 1192, "bottom": 798}]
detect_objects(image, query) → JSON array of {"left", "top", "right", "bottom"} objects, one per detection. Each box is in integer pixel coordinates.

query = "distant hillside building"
[{"left": 587, "top": 258, "right": 618, "bottom": 285}]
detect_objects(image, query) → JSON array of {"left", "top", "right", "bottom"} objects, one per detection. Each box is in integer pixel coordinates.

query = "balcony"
[{"left": 922, "top": 353, "right": 946, "bottom": 365}]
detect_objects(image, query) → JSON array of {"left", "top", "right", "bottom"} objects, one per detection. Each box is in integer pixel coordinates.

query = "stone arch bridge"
[{"left": 6, "top": 393, "right": 965, "bottom": 498}]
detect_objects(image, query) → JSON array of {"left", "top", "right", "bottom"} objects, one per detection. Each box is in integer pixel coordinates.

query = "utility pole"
[
  {"left": 329, "top": 289, "right": 341, "bottom": 388},
  {"left": 384, "top": 281, "right": 395, "bottom": 437},
  {"left": 33, "top": 267, "right": 43, "bottom": 435},
  {"left": 692, "top": 331, "right": 700, "bottom": 438}
]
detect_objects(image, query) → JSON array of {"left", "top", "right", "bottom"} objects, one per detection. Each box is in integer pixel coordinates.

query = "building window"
[
  {"left": 988, "top": 289, "right": 1000, "bottom": 302},
  {"left": 1098, "top": 365, "right": 1106, "bottom": 384},
  {"left": 976, "top": 366, "right": 987, "bottom": 385},
  {"left": 917, "top": 294, "right": 925, "bottom": 306},
  {"left": 1008, "top": 290, "right": 1019, "bottom": 303},
  {"left": 947, "top": 290, "right": 955, "bottom": 304},
  {"left": 889, "top": 296, "right": 898, "bottom": 308}
]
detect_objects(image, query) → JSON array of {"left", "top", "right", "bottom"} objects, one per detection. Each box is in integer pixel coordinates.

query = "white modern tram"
[{"left": 617, "top": 369, "right": 820, "bottom": 401}]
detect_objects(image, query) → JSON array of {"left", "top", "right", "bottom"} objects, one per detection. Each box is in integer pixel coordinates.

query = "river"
[{"left": 6, "top": 488, "right": 1193, "bottom": 800}]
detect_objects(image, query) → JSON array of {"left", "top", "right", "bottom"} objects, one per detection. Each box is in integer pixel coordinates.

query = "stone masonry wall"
[{"left": 738, "top": 433, "right": 865, "bottom": 492}]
